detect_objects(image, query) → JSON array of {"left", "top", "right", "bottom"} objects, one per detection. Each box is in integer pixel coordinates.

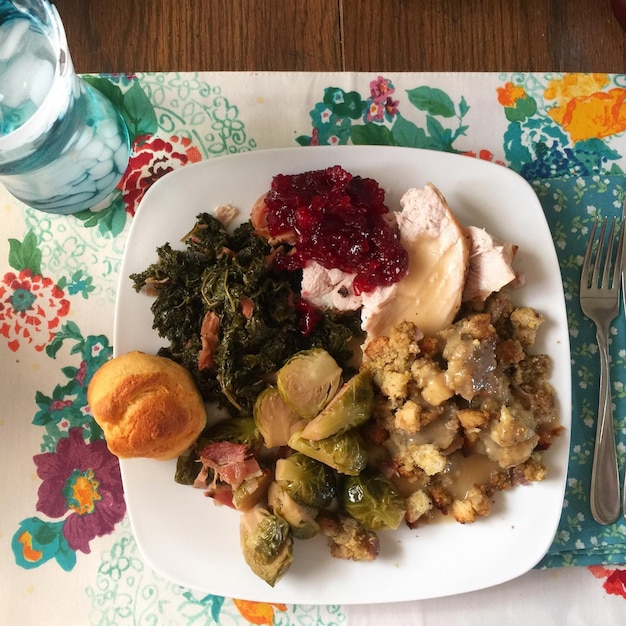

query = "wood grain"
[
  {"left": 341, "top": 0, "right": 626, "bottom": 72},
  {"left": 53, "top": 0, "right": 342, "bottom": 72},
  {"left": 53, "top": 0, "right": 626, "bottom": 73}
]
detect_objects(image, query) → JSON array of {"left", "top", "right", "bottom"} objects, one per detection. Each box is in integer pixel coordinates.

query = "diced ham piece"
[
  {"left": 206, "top": 483, "right": 234, "bottom": 507},
  {"left": 198, "top": 311, "right": 220, "bottom": 371},
  {"left": 240, "top": 297, "right": 255, "bottom": 319},
  {"left": 199, "top": 441, "right": 262, "bottom": 490},
  {"left": 462, "top": 226, "right": 518, "bottom": 302}
]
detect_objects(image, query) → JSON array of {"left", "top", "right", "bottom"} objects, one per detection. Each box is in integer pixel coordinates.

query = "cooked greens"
[
  {"left": 131, "top": 213, "right": 362, "bottom": 416},
  {"left": 132, "top": 212, "right": 404, "bottom": 587}
]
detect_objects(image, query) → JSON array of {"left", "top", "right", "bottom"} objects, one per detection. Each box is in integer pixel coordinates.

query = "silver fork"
[{"left": 580, "top": 216, "right": 624, "bottom": 525}]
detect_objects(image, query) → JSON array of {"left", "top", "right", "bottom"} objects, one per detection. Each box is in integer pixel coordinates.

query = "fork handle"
[{"left": 590, "top": 330, "right": 620, "bottom": 525}]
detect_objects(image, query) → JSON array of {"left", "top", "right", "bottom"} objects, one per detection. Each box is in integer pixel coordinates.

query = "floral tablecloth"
[{"left": 2, "top": 71, "right": 626, "bottom": 625}]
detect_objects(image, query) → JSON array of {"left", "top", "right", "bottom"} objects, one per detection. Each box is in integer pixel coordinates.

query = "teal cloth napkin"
[{"left": 536, "top": 174, "right": 626, "bottom": 567}]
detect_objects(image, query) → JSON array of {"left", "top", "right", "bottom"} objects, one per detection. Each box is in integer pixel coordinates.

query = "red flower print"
[
  {"left": 589, "top": 565, "right": 626, "bottom": 599},
  {"left": 33, "top": 428, "right": 125, "bottom": 554},
  {"left": 462, "top": 149, "right": 506, "bottom": 166},
  {"left": 118, "top": 134, "right": 203, "bottom": 216},
  {"left": 383, "top": 96, "right": 400, "bottom": 119},
  {"left": 370, "top": 76, "right": 395, "bottom": 103},
  {"left": 0, "top": 269, "right": 70, "bottom": 352},
  {"left": 366, "top": 101, "right": 385, "bottom": 123}
]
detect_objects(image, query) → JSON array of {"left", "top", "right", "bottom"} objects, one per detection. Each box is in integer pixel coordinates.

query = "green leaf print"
[
  {"left": 504, "top": 94, "right": 537, "bottom": 122},
  {"left": 121, "top": 81, "right": 158, "bottom": 140},
  {"left": 45, "top": 321, "right": 84, "bottom": 359},
  {"left": 74, "top": 194, "right": 128, "bottom": 238},
  {"left": 390, "top": 114, "right": 429, "bottom": 147},
  {"left": 351, "top": 123, "right": 395, "bottom": 145},
  {"left": 8, "top": 231, "right": 42, "bottom": 275},
  {"left": 83, "top": 75, "right": 157, "bottom": 144},
  {"left": 323, "top": 87, "right": 367, "bottom": 120},
  {"left": 82, "top": 75, "right": 125, "bottom": 109},
  {"left": 426, "top": 115, "right": 454, "bottom": 150},
  {"left": 406, "top": 86, "right": 456, "bottom": 118},
  {"left": 458, "top": 95, "right": 470, "bottom": 117}
]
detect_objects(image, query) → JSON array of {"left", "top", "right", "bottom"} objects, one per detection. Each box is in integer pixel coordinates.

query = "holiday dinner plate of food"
[{"left": 107, "top": 146, "right": 571, "bottom": 604}]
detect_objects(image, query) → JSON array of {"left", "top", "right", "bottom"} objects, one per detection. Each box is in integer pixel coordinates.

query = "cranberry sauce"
[{"left": 264, "top": 165, "right": 408, "bottom": 294}]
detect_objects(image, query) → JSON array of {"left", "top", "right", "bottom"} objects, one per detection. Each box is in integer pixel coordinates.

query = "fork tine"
[
  {"left": 601, "top": 218, "right": 616, "bottom": 288},
  {"left": 591, "top": 218, "right": 607, "bottom": 289},
  {"left": 581, "top": 218, "right": 599, "bottom": 288},
  {"left": 615, "top": 216, "right": 625, "bottom": 290}
]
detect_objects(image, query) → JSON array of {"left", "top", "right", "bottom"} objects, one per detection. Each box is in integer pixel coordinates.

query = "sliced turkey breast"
[
  {"left": 363, "top": 183, "right": 470, "bottom": 338},
  {"left": 301, "top": 261, "right": 362, "bottom": 311},
  {"left": 462, "top": 226, "right": 518, "bottom": 302}
]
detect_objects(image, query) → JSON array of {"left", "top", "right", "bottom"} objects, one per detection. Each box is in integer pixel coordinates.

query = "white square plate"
[{"left": 114, "top": 146, "right": 571, "bottom": 604}]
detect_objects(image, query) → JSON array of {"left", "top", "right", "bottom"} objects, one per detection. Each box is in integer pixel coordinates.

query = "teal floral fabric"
[
  {"left": 537, "top": 174, "right": 626, "bottom": 567},
  {"left": 3, "top": 71, "right": 626, "bottom": 624}
]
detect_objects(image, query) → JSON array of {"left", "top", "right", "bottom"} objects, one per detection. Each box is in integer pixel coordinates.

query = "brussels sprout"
[
  {"left": 232, "top": 468, "right": 273, "bottom": 511},
  {"left": 174, "top": 450, "right": 200, "bottom": 485},
  {"left": 253, "top": 386, "right": 307, "bottom": 448},
  {"left": 268, "top": 481, "right": 320, "bottom": 540},
  {"left": 203, "top": 417, "right": 262, "bottom": 449},
  {"left": 240, "top": 506, "right": 293, "bottom": 587},
  {"left": 277, "top": 349, "right": 342, "bottom": 418},
  {"left": 274, "top": 452, "right": 336, "bottom": 508},
  {"left": 288, "top": 430, "right": 368, "bottom": 476},
  {"left": 341, "top": 470, "right": 407, "bottom": 531},
  {"left": 300, "top": 372, "right": 374, "bottom": 441}
]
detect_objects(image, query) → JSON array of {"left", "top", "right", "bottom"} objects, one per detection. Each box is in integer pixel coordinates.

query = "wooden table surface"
[{"left": 55, "top": 0, "right": 626, "bottom": 74}]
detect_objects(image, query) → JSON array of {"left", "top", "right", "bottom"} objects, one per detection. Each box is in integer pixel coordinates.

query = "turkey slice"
[
  {"left": 363, "top": 183, "right": 470, "bottom": 338},
  {"left": 462, "top": 226, "right": 518, "bottom": 302}
]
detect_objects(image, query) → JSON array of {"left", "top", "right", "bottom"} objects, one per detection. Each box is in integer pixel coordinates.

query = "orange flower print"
[
  {"left": 232, "top": 599, "right": 288, "bottom": 625},
  {"left": 0, "top": 269, "right": 70, "bottom": 352},
  {"left": 462, "top": 149, "right": 506, "bottom": 166},
  {"left": 497, "top": 81, "right": 527, "bottom": 107},
  {"left": 544, "top": 73, "right": 626, "bottom": 141},
  {"left": 544, "top": 73, "right": 610, "bottom": 102}
]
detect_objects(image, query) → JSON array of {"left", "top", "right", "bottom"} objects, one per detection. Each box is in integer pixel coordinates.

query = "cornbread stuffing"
[
  {"left": 360, "top": 289, "right": 562, "bottom": 526},
  {"left": 317, "top": 511, "right": 380, "bottom": 561}
]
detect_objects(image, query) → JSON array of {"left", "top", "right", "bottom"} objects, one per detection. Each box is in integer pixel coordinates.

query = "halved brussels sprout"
[
  {"left": 232, "top": 468, "right": 273, "bottom": 512},
  {"left": 268, "top": 481, "right": 320, "bottom": 540},
  {"left": 203, "top": 417, "right": 262, "bottom": 449},
  {"left": 174, "top": 450, "right": 200, "bottom": 485},
  {"left": 240, "top": 506, "right": 293, "bottom": 587},
  {"left": 300, "top": 371, "right": 374, "bottom": 441},
  {"left": 277, "top": 349, "right": 342, "bottom": 418},
  {"left": 253, "top": 386, "right": 307, "bottom": 448},
  {"left": 274, "top": 452, "right": 336, "bottom": 508},
  {"left": 341, "top": 470, "right": 407, "bottom": 531},
  {"left": 288, "top": 430, "right": 368, "bottom": 476}
]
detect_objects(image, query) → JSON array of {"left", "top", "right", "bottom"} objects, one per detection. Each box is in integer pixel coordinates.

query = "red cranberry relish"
[{"left": 264, "top": 165, "right": 408, "bottom": 294}]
